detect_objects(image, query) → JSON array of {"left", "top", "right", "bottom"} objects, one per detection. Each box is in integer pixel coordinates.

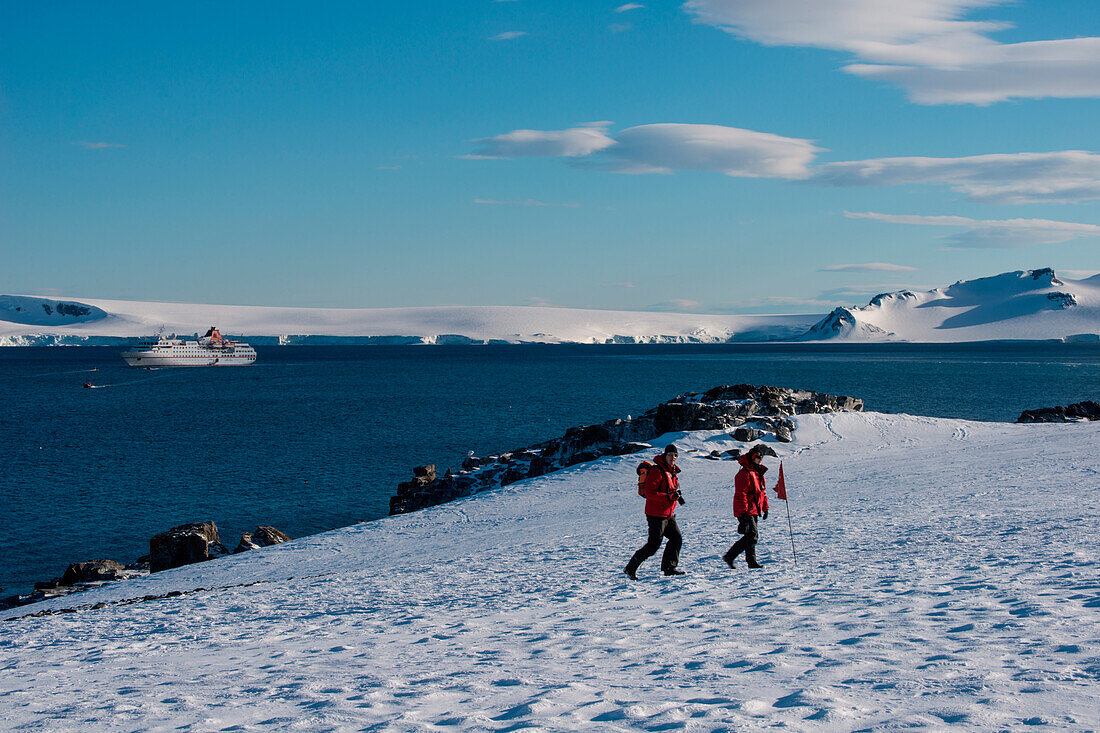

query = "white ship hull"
[
  {"left": 121, "top": 328, "right": 256, "bottom": 367},
  {"left": 121, "top": 352, "right": 256, "bottom": 367}
]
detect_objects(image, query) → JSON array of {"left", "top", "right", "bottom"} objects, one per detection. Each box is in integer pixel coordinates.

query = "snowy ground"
[{"left": 2, "top": 412, "right": 1098, "bottom": 731}]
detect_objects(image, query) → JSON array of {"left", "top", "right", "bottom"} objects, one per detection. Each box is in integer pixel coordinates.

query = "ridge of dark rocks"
[
  {"left": 1017, "top": 400, "right": 1100, "bottom": 423},
  {"left": 390, "top": 384, "right": 863, "bottom": 515},
  {"left": 2, "top": 521, "right": 292, "bottom": 612}
]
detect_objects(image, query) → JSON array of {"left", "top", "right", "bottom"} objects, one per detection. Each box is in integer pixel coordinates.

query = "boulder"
[
  {"left": 235, "top": 534, "right": 262, "bottom": 553},
  {"left": 775, "top": 425, "right": 793, "bottom": 443},
  {"left": 61, "top": 559, "right": 125, "bottom": 586},
  {"left": 234, "top": 527, "right": 290, "bottom": 554},
  {"left": 253, "top": 526, "right": 291, "bottom": 546},
  {"left": 149, "top": 521, "right": 229, "bottom": 572},
  {"left": 754, "top": 444, "right": 779, "bottom": 457},
  {"left": 732, "top": 427, "right": 763, "bottom": 442}
]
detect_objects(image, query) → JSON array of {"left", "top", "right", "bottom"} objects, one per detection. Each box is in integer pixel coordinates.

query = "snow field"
[
  {"left": 0, "top": 295, "right": 816, "bottom": 344},
  {"left": 1, "top": 412, "right": 1098, "bottom": 731}
]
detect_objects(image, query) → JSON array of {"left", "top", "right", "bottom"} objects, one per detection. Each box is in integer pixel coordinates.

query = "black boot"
[
  {"left": 722, "top": 553, "right": 736, "bottom": 569},
  {"left": 663, "top": 568, "right": 686, "bottom": 576},
  {"left": 624, "top": 565, "right": 638, "bottom": 580},
  {"left": 745, "top": 549, "right": 763, "bottom": 569}
]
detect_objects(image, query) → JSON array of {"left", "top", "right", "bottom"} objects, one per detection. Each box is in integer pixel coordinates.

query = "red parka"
[
  {"left": 733, "top": 454, "right": 769, "bottom": 517},
  {"left": 643, "top": 454, "right": 680, "bottom": 518}
]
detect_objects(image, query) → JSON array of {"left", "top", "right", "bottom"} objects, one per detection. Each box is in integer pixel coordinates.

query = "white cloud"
[
  {"left": 820, "top": 263, "right": 917, "bottom": 272},
  {"left": 490, "top": 31, "right": 528, "bottom": 41},
  {"left": 846, "top": 38, "right": 1100, "bottom": 105},
  {"left": 470, "top": 122, "right": 820, "bottom": 179},
  {"left": 474, "top": 198, "right": 580, "bottom": 207},
  {"left": 75, "top": 141, "right": 126, "bottom": 149},
  {"left": 615, "top": 3, "right": 644, "bottom": 11},
  {"left": 846, "top": 211, "right": 1100, "bottom": 248},
  {"left": 605, "top": 281, "right": 637, "bottom": 288},
  {"left": 609, "top": 22, "right": 633, "bottom": 33},
  {"left": 468, "top": 123, "right": 615, "bottom": 158},
  {"left": 602, "top": 124, "right": 820, "bottom": 178},
  {"left": 684, "top": 0, "right": 1100, "bottom": 104},
  {"left": 376, "top": 165, "right": 402, "bottom": 171},
  {"left": 467, "top": 125, "right": 1099, "bottom": 204},
  {"left": 814, "top": 151, "right": 1100, "bottom": 204}
]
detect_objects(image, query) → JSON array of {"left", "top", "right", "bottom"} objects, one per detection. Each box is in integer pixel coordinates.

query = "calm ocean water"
[{"left": 3, "top": 343, "right": 1098, "bottom": 595}]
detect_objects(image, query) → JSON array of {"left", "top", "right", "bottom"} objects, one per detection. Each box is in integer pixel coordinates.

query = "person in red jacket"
[
  {"left": 624, "top": 444, "right": 685, "bottom": 579},
  {"left": 723, "top": 444, "right": 770, "bottom": 569}
]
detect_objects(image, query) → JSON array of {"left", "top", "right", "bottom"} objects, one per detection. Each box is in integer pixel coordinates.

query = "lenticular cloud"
[
  {"left": 469, "top": 122, "right": 821, "bottom": 179},
  {"left": 816, "top": 151, "right": 1100, "bottom": 204},
  {"left": 605, "top": 124, "right": 820, "bottom": 178},
  {"left": 684, "top": 0, "right": 1100, "bottom": 104},
  {"left": 468, "top": 123, "right": 616, "bottom": 158}
]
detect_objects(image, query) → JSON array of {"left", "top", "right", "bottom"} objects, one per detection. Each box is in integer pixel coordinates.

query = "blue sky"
[{"left": 2, "top": 0, "right": 1098, "bottom": 312}]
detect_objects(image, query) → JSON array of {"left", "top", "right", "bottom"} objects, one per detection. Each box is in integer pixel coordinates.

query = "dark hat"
[
  {"left": 746, "top": 444, "right": 767, "bottom": 457},
  {"left": 663, "top": 444, "right": 679, "bottom": 455}
]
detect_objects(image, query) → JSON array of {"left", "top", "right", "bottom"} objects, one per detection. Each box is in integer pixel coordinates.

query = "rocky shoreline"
[
  {"left": 390, "top": 384, "right": 863, "bottom": 515},
  {"left": 1017, "top": 400, "right": 1100, "bottom": 423},
  {"left": 1, "top": 522, "right": 290, "bottom": 612}
]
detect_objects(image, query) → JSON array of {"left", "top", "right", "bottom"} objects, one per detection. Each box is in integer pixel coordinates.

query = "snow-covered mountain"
[
  {"left": 3, "top": 412, "right": 1098, "bottom": 729},
  {"left": 801, "top": 268, "right": 1100, "bottom": 342},
  {"left": 0, "top": 294, "right": 815, "bottom": 346},
  {"left": 3, "top": 268, "right": 1099, "bottom": 345}
]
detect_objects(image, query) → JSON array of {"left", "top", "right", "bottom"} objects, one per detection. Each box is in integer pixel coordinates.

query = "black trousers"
[
  {"left": 626, "top": 515, "right": 682, "bottom": 573},
  {"left": 724, "top": 514, "right": 759, "bottom": 564}
]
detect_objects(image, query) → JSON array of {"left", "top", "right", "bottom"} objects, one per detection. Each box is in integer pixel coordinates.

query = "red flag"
[{"left": 774, "top": 461, "right": 787, "bottom": 501}]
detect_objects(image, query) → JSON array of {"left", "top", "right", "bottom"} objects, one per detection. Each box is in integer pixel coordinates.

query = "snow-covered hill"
[
  {"left": 4, "top": 267, "right": 1099, "bottom": 345},
  {"left": 3, "top": 412, "right": 1098, "bottom": 730},
  {"left": 801, "top": 268, "right": 1100, "bottom": 342},
  {"left": 0, "top": 295, "right": 815, "bottom": 345}
]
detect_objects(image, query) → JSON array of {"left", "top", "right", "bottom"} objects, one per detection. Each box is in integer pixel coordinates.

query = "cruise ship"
[{"left": 121, "top": 327, "right": 257, "bottom": 367}]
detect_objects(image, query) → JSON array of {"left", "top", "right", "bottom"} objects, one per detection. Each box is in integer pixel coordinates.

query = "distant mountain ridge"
[
  {"left": 2, "top": 268, "right": 1098, "bottom": 345},
  {"left": 799, "top": 268, "right": 1100, "bottom": 342}
]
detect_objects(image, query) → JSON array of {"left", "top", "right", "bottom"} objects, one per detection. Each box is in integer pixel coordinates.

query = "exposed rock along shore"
[
  {"left": 390, "top": 384, "right": 864, "bottom": 515},
  {"left": 1017, "top": 400, "right": 1100, "bottom": 423},
  {"left": 1, "top": 522, "right": 291, "bottom": 612}
]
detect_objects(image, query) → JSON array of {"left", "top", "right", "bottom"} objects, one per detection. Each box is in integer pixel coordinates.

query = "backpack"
[{"left": 636, "top": 460, "right": 655, "bottom": 497}]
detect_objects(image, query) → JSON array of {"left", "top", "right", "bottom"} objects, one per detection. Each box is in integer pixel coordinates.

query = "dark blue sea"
[{"left": 3, "top": 343, "right": 1098, "bottom": 596}]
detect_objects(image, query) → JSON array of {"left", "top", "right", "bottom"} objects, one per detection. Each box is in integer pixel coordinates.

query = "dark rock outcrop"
[
  {"left": 149, "top": 521, "right": 230, "bottom": 572},
  {"left": 732, "top": 427, "right": 763, "bottom": 442},
  {"left": 235, "top": 526, "right": 292, "bottom": 553},
  {"left": 61, "top": 560, "right": 126, "bottom": 586},
  {"left": 390, "top": 384, "right": 862, "bottom": 515},
  {"left": 7, "top": 522, "right": 287, "bottom": 612},
  {"left": 1017, "top": 400, "right": 1100, "bottom": 423}
]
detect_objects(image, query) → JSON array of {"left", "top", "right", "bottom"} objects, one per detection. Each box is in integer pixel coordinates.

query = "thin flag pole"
[
  {"left": 777, "top": 460, "right": 796, "bottom": 565},
  {"left": 785, "top": 495, "right": 796, "bottom": 566}
]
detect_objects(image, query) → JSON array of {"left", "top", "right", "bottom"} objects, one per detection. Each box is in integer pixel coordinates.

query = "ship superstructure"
[{"left": 121, "top": 327, "right": 257, "bottom": 367}]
